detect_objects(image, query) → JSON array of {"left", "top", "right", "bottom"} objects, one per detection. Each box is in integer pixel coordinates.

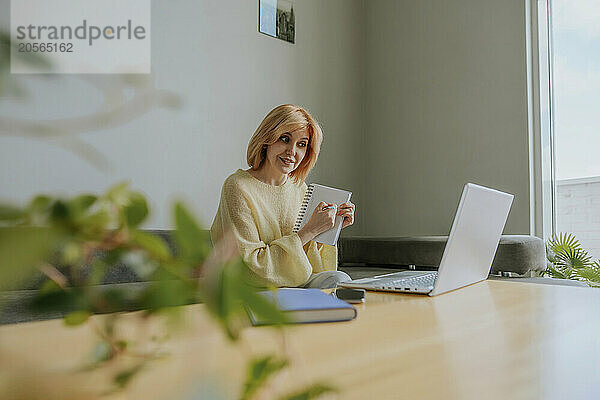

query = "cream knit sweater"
[{"left": 210, "top": 169, "right": 338, "bottom": 287}]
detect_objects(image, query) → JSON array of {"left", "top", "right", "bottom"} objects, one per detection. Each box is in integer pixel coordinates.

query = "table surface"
[{"left": 1, "top": 280, "right": 599, "bottom": 400}]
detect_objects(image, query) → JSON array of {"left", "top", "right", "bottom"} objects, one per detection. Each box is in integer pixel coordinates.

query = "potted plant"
[{"left": 545, "top": 233, "right": 600, "bottom": 287}]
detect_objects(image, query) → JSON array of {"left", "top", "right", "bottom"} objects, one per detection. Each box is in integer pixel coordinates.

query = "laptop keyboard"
[{"left": 385, "top": 272, "right": 437, "bottom": 289}]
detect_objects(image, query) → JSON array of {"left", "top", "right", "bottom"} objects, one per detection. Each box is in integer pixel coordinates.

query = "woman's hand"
[
  {"left": 337, "top": 201, "right": 355, "bottom": 229},
  {"left": 297, "top": 201, "right": 337, "bottom": 245}
]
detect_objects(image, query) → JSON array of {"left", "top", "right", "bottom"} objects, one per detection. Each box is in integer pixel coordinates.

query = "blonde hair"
[{"left": 247, "top": 104, "right": 323, "bottom": 184}]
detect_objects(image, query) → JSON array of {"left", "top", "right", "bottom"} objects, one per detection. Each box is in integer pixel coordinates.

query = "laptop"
[{"left": 339, "top": 183, "right": 514, "bottom": 296}]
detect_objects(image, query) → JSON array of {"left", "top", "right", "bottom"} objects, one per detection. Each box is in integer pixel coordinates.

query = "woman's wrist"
[{"left": 297, "top": 226, "right": 315, "bottom": 246}]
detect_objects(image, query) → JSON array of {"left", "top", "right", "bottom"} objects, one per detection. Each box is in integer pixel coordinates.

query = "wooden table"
[{"left": 1, "top": 280, "right": 599, "bottom": 399}]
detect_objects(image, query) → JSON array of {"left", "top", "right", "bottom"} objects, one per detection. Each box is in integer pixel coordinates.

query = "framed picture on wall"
[{"left": 259, "top": 0, "right": 295, "bottom": 44}]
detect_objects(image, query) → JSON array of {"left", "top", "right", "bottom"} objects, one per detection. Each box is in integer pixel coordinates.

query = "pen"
[{"left": 322, "top": 205, "right": 336, "bottom": 210}]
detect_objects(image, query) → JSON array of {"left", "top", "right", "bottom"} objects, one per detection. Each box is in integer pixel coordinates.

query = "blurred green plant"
[
  {"left": 0, "top": 29, "right": 52, "bottom": 96},
  {"left": 0, "top": 28, "right": 182, "bottom": 172},
  {"left": 241, "top": 355, "right": 336, "bottom": 400},
  {"left": 0, "top": 183, "right": 335, "bottom": 399},
  {"left": 545, "top": 232, "right": 600, "bottom": 287}
]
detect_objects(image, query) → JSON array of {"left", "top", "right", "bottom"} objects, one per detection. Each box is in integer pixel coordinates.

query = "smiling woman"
[{"left": 210, "top": 104, "right": 354, "bottom": 289}]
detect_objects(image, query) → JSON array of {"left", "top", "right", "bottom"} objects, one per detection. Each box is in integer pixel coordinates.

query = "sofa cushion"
[
  {"left": 338, "top": 235, "right": 546, "bottom": 275},
  {"left": 0, "top": 282, "right": 155, "bottom": 325}
]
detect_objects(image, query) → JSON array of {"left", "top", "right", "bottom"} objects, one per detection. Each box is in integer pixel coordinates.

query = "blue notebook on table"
[{"left": 247, "top": 288, "right": 357, "bottom": 325}]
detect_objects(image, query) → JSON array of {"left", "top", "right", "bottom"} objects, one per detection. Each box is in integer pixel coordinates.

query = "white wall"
[
  {"left": 0, "top": 0, "right": 366, "bottom": 234},
  {"left": 363, "top": 0, "right": 531, "bottom": 235},
  {"left": 556, "top": 177, "right": 600, "bottom": 259},
  {"left": 1, "top": 0, "right": 535, "bottom": 237}
]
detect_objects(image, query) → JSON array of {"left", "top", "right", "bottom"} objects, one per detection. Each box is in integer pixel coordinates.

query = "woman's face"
[{"left": 264, "top": 128, "right": 309, "bottom": 176}]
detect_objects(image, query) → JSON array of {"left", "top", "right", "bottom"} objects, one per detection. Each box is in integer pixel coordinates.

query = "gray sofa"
[
  {"left": 338, "top": 235, "right": 585, "bottom": 287},
  {"left": 0, "top": 232, "right": 583, "bottom": 325},
  {"left": 339, "top": 235, "right": 545, "bottom": 277}
]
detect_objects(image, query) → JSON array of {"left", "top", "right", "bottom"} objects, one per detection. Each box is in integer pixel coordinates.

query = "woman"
[{"left": 210, "top": 104, "right": 355, "bottom": 289}]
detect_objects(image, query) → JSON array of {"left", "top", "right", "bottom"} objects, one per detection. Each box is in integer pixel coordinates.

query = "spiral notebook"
[{"left": 293, "top": 183, "right": 352, "bottom": 246}]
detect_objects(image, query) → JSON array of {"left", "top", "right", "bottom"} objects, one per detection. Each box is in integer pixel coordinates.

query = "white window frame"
[{"left": 527, "top": 0, "right": 556, "bottom": 240}]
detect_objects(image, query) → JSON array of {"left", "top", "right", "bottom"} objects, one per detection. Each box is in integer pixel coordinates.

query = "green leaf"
[
  {"left": 50, "top": 200, "right": 71, "bottom": 224},
  {"left": 238, "top": 285, "right": 289, "bottom": 326},
  {"left": 105, "top": 181, "right": 130, "bottom": 206},
  {"left": 31, "top": 287, "right": 90, "bottom": 314},
  {"left": 27, "top": 195, "right": 52, "bottom": 224},
  {"left": 202, "top": 257, "right": 286, "bottom": 340},
  {"left": 228, "top": 258, "right": 287, "bottom": 325},
  {"left": 39, "top": 279, "right": 62, "bottom": 294},
  {"left": 0, "top": 226, "right": 60, "bottom": 291},
  {"left": 88, "top": 259, "right": 108, "bottom": 286},
  {"left": 280, "top": 383, "right": 337, "bottom": 400},
  {"left": 140, "top": 279, "right": 197, "bottom": 310},
  {"left": 123, "top": 192, "right": 148, "bottom": 227},
  {"left": 547, "top": 232, "right": 582, "bottom": 255},
  {"left": 545, "top": 264, "right": 572, "bottom": 280},
  {"left": 546, "top": 233, "right": 592, "bottom": 274},
  {"left": 27, "top": 195, "right": 52, "bottom": 213},
  {"left": 202, "top": 257, "right": 246, "bottom": 340},
  {"left": 69, "top": 194, "right": 97, "bottom": 216},
  {"left": 60, "top": 240, "right": 82, "bottom": 265},
  {"left": 576, "top": 264, "right": 600, "bottom": 284},
  {"left": 64, "top": 310, "right": 91, "bottom": 326},
  {"left": 79, "top": 209, "right": 111, "bottom": 237},
  {"left": 553, "top": 247, "right": 592, "bottom": 269},
  {"left": 173, "top": 202, "right": 211, "bottom": 262},
  {"left": 132, "top": 231, "right": 172, "bottom": 261},
  {"left": 0, "top": 204, "right": 26, "bottom": 221},
  {"left": 242, "top": 356, "right": 289, "bottom": 400},
  {"left": 95, "top": 287, "right": 132, "bottom": 313},
  {"left": 116, "top": 340, "right": 128, "bottom": 350},
  {"left": 114, "top": 364, "right": 145, "bottom": 389}
]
